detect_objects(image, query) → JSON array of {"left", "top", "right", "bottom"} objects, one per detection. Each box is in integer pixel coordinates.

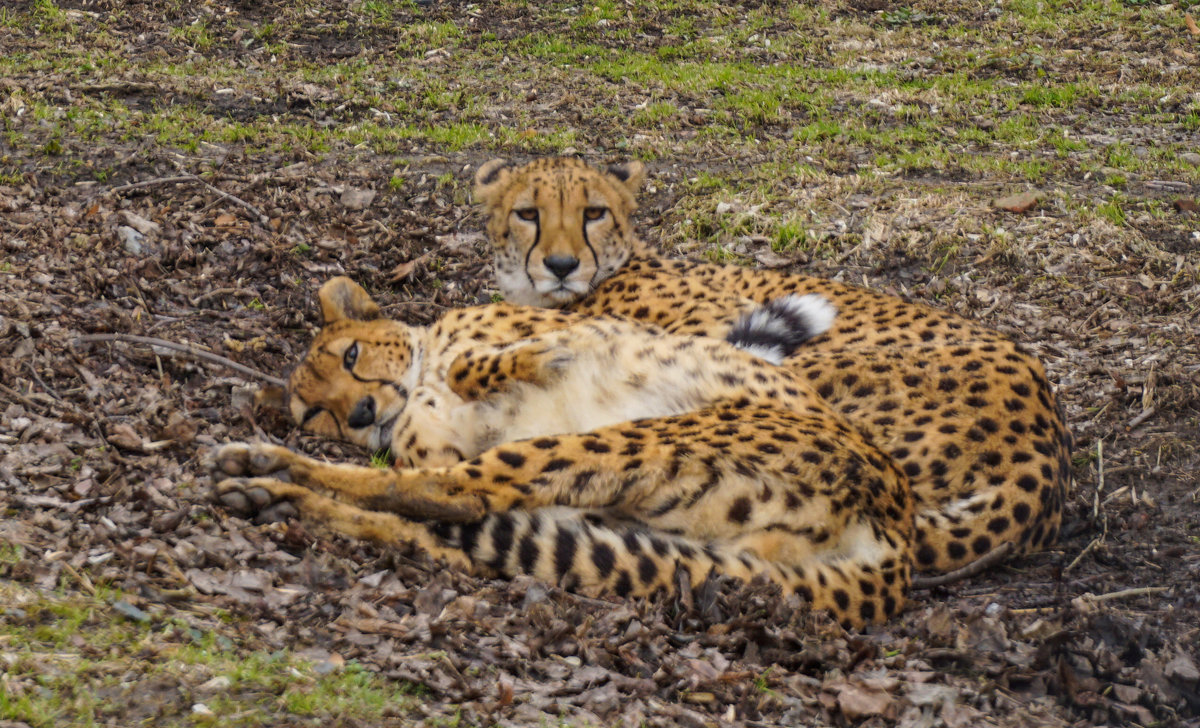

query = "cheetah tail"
[{"left": 726, "top": 294, "right": 837, "bottom": 364}]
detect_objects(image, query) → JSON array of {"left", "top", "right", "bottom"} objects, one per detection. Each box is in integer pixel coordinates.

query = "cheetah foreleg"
[
  {"left": 213, "top": 475, "right": 472, "bottom": 569},
  {"left": 209, "top": 441, "right": 485, "bottom": 521}
]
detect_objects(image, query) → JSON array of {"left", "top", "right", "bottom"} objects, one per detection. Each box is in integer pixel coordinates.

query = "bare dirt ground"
[{"left": 2, "top": 1, "right": 1199, "bottom": 726}]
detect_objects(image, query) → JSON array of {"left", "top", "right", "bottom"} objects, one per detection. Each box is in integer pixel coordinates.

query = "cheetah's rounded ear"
[
  {"left": 473, "top": 159, "right": 513, "bottom": 205},
  {"left": 606, "top": 160, "right": 646, "bottom": 194},
  {"left": 318, "top": 276, "right": 381, "bottom": 324}
]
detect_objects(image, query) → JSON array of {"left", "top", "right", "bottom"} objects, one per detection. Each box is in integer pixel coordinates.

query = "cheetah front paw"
[
  {"left": 213, "top": 476, "right": 304, "bottom": 524},
  {"left": 448, "top": 342, "right": 575, "bottom": 401},
  {"left": 206, "top": 441, "right": 298, "bottom": 480}
]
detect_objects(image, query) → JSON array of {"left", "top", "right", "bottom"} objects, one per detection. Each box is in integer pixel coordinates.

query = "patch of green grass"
[
  {"left": 0, "top": 584, "right": 421, "bottom": 728},
  {"left": 771, "top": 220, "right": 808, "bottom": 252},
  {"left": 424, "top": 121, "right": 490, "bottom": 150},
  {"left": 0, "top": 542, "right": 24, "bottom": 563},
  {"left": 632, "top": 100, "right": 679, "bottom": 127},
  {"left": 1103, "top": 142, "right": 1140, "bottom": 171},
  {"left": 358, "top": 0, "right": 396, "bottom": 23},
  {"left": 168, "top": 19, "right": 216, "bottom": 52},
  {"left": 370, "top": 449, "right": 393, "bottom": 468},
  {"left": 1020, "top": 82, "right": 1094, "bottom": 109},
  {"left": 879, "top": 6, "right": 940, "bottom": 26},
  {"left": 30, "top": 0, "right": 73, "bottom": 36},
  {"left": 793, "top": 119, "right": 844, "bottom": 144},
  {"left": 1096, "top": 198, "right": 1126, "bottom": 226},
  {"left": 703, "top": 245, "right": 742, "bottom": 264},
  {"left": 719, "top": 87, "right": 784, "bottom": 127}
]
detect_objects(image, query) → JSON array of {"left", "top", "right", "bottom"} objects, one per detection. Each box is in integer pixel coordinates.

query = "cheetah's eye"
[
  {"left": 583, "top": 206, "right": 608, "bottom": 221},
  {"left": 514, "top": 208, "right": 539, "bottom": 222},
  {"left": 343, "top": 342, "right": 359, "bottom": 370}
]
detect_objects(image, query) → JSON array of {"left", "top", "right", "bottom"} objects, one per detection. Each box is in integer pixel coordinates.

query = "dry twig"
[
  {"left": 1075, "top": 586, "right": 1169, "bottom": 605},
  {"left": 107, "top": 172, "right": 270, "bottom": 227},
  {"left": 1127, "top": 407, "right": 1156, "bottom": 429},
  {"left": 76, "top": 333, "right": 287, "bottom": 388},
  {"left": 107, "top": 175, "right": 198, "bottom": 195},
  {"left": 1064, "top": 537, "right": 1103, "bottom": 573},
  {"left": 911, "top": 542, "right": 1014, "bottom": 590}
]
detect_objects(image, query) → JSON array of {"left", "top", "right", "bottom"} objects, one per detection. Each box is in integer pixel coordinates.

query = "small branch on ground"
[
  {"left": 76, "top": 333, "right": 287, "bottom": 388},
  {"left": 1074, "top": 586, "right": 1169, "bottom": 607},
  {"left": 107, "top": 172, "right": 270, "bottom": 227},
  {"left": 184, "top": 172, "right": 271, "bottom": 226},
  {"left": 911, "top": 542, "right": 1014, "bottom": 590},
  {"left": 107, "top": 175, "right": 199, "bottom": 195},
  {"left": 1127, "top": 407, "right": 1156, "bottom": 429},
  {"left": 1064, "top": 537, "right": 1104, "bottom": 573}
]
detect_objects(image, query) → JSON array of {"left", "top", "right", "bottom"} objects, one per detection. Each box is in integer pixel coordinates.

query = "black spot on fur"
[
  {"left": 727, "top": 497, "right": 752, "bottom": 524},
  {"left": 497, "top": 451, "right": 526, "bottom": 468},
  {"left": 638, "top": 555, "right": 658, "bottom": 586},
  {"left": 614, "top": 570, "right": 633, "bottom": 597},
  {"left": 554, "top": 528, "right": 578, "bottom": 578},
  {"left": 518, "top": 535, "right": 539, "bottom": 572},
  {"left": 591, "top": 542, "right": 616, "bottom": 578},
  {"left": 487, "top": 515, "right": 516, "bottom": 570}
]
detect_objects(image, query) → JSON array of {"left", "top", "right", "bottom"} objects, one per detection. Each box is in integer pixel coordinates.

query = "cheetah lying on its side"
[
  {"left": 473, "top": 157, "right": 1074, "bottom": 573},
  {"left": 212, "top": 277, "right": 911, "bottom": 627}
]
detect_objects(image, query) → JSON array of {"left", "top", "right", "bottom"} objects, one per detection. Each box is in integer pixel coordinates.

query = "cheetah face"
[
  {"left": 287, "top": 277, "right": 421, "bottom": 455},
  {"left": 473, "top": 157, "right": 647, "bottom": 308}
]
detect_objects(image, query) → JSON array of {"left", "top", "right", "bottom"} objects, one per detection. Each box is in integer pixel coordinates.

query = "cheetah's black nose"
[
  {"left": 544, "top": 255, "right": 580, "bottom": 281},
  {"left": 347, "top": 396, "right": 376, "bottom": 428}
]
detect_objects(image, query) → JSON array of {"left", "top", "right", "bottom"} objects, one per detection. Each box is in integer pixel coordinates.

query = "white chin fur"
[
  {"left": 494, "top": 268, "right": 544, "bottom": 306},
  {"left": 494, "top": 267, "right": 588, "bottom": 307}
]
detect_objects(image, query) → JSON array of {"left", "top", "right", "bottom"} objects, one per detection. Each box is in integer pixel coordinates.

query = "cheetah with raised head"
[
  {"left": 473, "top": 157, "right": 1073, "bottom": 573},
  {"left": 212, "top": 277, "right": 911, "bottom": 627}
]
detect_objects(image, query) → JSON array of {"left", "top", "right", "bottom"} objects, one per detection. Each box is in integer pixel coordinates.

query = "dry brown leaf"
[
  {"left": 835, "top": 681, "right": 895, "bottom": 720},
  {"left": 340, "top": 187, "right": 376, "bottom": 210},
  {"left": 1185, "top": 13, "right": 1199, "bottom": 36},
  {"left": 388, "top": 250, "right": 433, "bottom": 282},
  {"left": 120, "top": 210, "right": 161, "bottom": 236},
  {"left": 106, "top": 423, "right": 146, "bottom": 452},
  {"left": 753, "top": 248, "right": 800, "bottom": 268},
  {"left": 214, "top": 212, "right": 239, "bottom": 227},
  {"left": 993, "top": 190, "right": 1043, "bottom": 213},
  {"left": 163, "top": 411, "right": 197, "bottom": 444},
  {"left": 497, "top": 678, "right": 514, "bottom": 708}
]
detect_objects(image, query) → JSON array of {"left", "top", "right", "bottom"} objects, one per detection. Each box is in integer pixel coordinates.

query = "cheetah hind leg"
[
  {"left": 211, "top": 475, "right": 868, "bottom": 624},
  {"left": 211, "top": 471, "right": 769, "bottom": 606}
]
